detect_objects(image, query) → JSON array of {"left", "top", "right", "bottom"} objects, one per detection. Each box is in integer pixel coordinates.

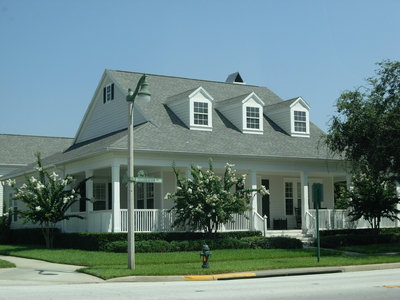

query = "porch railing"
[
  {"left": 119, "top": 209, "right": 253, "bottom": 233},
  {"left": 305, "top": 209, "right": 397, "bottom": 236}
]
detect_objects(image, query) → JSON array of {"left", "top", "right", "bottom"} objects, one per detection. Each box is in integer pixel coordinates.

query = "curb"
[{"left": 107, "top": 263, "right": 400, "bottom": 283}]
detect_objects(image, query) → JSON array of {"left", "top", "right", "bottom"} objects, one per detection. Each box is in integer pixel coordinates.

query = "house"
[
  {"left": 2, "top": 70, "right": 354, "bottom": 236},
  {"left": 0, "top": 134, "right": 73, "bottom": 217}
]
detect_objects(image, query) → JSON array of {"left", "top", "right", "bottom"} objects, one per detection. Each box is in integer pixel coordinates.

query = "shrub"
[{"left": 319, "top": 233, "right": 400, "bottom": 248}]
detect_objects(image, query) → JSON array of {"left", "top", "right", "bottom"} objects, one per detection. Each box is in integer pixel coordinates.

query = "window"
[
  {"left": 8, "top": 193, "right": 17, "bottom": 222},
  {"left": 103, "top": 83, "right": 114, "bottom": 103},
  {"left": 285, "top": 182, "right": 294, "bottom": 215},
  {"left": 136, "top": 183, "right": 154, "bottom": 209},
  {"left": 194, "top": 102, "right": 209, "bottom": 125},
  {"left": 93, "top": 183, "right": 106, "bottom": 210},
  {"left": 294, "top": 111, "right": 307, "bottom": 132},
  {"left": 246, "top": 107, "right": 260, "bottom": 129}
]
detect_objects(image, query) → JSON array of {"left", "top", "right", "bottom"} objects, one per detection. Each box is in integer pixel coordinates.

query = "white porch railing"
[
  {"left": 63, "top": 208, "right": 396, "bottom": 235},
  {"left": 120, "top": 209, "right": 254, "bottom": 233},
  {"left": 305, "top": 209, "right": 397, "bottom": 236}
]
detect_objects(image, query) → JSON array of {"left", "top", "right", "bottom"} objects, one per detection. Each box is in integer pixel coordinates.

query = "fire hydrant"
[{"left": 200, "top": 244, "right": 212, "bottom": 268}]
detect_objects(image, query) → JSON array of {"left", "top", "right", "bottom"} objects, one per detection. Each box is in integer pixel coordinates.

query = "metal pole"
[
  {"left": 127, "top": 100, "right": 135, "bottom": 270},
  {"left": 316, "top": 200, "right": 320, "bottom": 263}
]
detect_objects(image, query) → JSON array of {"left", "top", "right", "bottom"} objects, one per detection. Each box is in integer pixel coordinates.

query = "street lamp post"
[{"left": 126, "top": 74, "right": 151, "bottom": 270}]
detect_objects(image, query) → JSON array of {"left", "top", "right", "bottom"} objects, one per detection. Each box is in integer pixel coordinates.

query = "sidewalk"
[
  {"left": 0, "top": 255, "right": 104, "bottom": 286},
  {"left": 2, "top": 254, "right": 400, "bottom": 285}
]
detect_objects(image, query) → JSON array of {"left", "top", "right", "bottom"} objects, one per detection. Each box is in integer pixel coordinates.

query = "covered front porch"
[{"left": 61, "top": 208, "right": 399, "bottom": 238}]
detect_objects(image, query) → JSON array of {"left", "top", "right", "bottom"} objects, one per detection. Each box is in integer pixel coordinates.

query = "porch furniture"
[{"left": 273, "top": 218, "right": 287, "bottom": 230}]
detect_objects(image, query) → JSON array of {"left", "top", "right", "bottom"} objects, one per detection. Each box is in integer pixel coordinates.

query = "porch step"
[{"left": 265, "top": 230, "right": 315, "bottom": 246}]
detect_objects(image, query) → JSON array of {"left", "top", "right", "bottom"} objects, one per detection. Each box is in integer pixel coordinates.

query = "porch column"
[
  {"left": 112, "top": 164, "right": 121, "bottom": 232},
  {"left": 85, "top": 170, "right": 94, "bottom": 232},
  {"left": 300, "top": 171, "right": 309, "bottom": 230},
  {"left": 250, "top": 170, "right": 258, "bottom": 230}
]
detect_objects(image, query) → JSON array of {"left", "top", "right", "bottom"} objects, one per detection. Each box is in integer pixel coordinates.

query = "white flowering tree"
[
  {"left": 165, "top": 159, "right": 269, "bottom": 237},
  {"left": 6, "top": 153, "right": 90, "bottom": 249}
]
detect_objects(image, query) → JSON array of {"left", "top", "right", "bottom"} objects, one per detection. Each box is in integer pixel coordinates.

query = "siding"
[{"left": 77, "top": 78, "right": 147, "bottom": 143}]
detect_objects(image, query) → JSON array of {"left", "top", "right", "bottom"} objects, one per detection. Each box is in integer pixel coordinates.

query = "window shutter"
[
  {"left": 111, "top": 83, "right": 114, "bottom": 100},
  {"left": 103, "top": 87, "right": 106, "bottom": 103}
]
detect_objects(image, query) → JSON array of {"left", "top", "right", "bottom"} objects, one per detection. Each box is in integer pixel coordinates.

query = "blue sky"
[{"left": 1, "top": 0, "right": 399, "bottom": 138}]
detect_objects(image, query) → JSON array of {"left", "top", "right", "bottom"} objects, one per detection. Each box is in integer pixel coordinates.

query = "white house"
[{"left": 2, "top": 70, "right": 356, "bottom": 236}]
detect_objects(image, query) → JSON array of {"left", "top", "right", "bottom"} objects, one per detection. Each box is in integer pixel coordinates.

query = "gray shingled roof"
[
  {"left": 106, "top": 70, "right": 328, "bottom": 159},
  {"left": 0, "top": 134, "right": 73, "bottom": 166},
  {"left": 3, "top": 70, "right": 334, "bottom": 177}
]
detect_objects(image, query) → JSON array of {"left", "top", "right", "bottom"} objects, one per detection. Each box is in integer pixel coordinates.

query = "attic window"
[
  {"left": 294, "top": 111, "right": 307, "bottom": 132},
  {"left": 246, "top": 107, "right": 260, "bottom": 129},
  {"left": 103, "top": 83, "right": 114, "bottom": 103},
  {"left": 194, "top": 102, "right": 209, "bottom": 125}
]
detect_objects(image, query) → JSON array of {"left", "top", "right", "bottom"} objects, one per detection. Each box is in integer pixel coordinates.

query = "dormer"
[
  {"left": 166, "top": 87, "right": 214, "bottom": 131},
  {"left": 264, "top": 97, "right": 311, "bottom": 137},
  {"left": 217, "top": 92, "right": 265, "bottom": 134}
]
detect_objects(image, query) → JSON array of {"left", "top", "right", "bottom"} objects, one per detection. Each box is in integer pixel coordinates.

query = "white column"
[
  {"left": 250, "top": 170, "right": 258, "bottom": 230},
  {"left": 300, "top": 171, "right": 309, "bottom": 230},
  {"left": 112, "top": 164, "right": 121, "bottom": 232},
  {"left": 85, "top": 170, "right": 94, "bottom": 232},
  {"left": 0, "top": 180, "right": 4, "bottom": 217}
]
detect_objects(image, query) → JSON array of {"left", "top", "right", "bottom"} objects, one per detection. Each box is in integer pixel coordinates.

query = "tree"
[
  {"left": 6, "top": 153, "right": 91, "bottom": 248},
  {"left": 165, "top": 159, "right": 269, "bottom": 237},
  {"left": 325, "top": 60, "right": 400, "bottom": 180},
  {"left": 345, "top": 171, "right": 399, "bottom": 229},
  {"left": 325, "top": 60, "right": 400, "bottom": 228}
]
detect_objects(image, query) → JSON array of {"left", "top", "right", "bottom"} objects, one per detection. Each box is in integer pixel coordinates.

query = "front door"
[{"left": 261, "top": 179, "right": 270, "bottom": 228}]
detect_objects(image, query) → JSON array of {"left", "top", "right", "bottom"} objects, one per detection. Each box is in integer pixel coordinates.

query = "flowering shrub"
[
  {"left": 6, "top": 153, "right": 90, "bottom": 248},
  {"left": 0, "top": 201, "right": 12, "bottom": 243},
  {"left": 166, "top": 159, "right": 269, "bottom": 237}
]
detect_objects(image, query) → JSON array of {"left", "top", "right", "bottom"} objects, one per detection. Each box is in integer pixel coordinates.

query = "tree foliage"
[
  {"left": 165, "top": 159, "right": 269, "bottom": 237},
  {"left": 345, "top": 172, "right": 399, "bottom": 229},
  {"left": 325, "top": 60, "right": 400, "bottom": 180},
  {"left": 325, "top": 60, "right": 400, "bottom": 228},
  {"left": 6, "top": 153, "right": 90, "bottom": 248}
]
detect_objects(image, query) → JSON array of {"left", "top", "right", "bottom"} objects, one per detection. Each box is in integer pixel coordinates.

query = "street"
[{"left": 0, "top": 268, "right": 399, "bottom": 299}]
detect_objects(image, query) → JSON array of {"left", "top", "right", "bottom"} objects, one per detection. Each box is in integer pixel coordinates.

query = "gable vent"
[{"left": 226, "top": 72, "right": 245, "bottom": 84}]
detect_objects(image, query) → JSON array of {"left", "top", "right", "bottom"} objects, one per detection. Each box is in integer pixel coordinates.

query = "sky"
[{"left": 1, "top": 0, "right": 399, "bottom": 138}]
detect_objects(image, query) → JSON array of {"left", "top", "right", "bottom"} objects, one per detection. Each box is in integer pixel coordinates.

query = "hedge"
[
  {"left": 4, "top": 229, "right": 262, "bottom": 251},
  {"left": 102, "top": 236, "right": 303, "bottom": 253}
]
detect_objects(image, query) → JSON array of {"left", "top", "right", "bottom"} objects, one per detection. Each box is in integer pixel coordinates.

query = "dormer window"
[
  {"left": 217, "top": 92, "right": 264, "bottom": 134},
  {"left": 194, "top": 102, "right": 209, "bottom": 125},
  {"left": 265, "top": 97, "right": 310, "bottom": 138},
  {"left": 246, "top": 107, "right": 260, "bottom": 129},
  {"left": 166, "top": 87, "right": 214, "bottom": 131},
  {"left": 294, "top": 111, "right": 307, "bottom": 132}
]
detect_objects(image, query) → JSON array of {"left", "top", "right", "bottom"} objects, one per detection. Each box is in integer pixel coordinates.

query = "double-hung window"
[
  {"left": 294, "top": 111, "right": 307, "bottom": 132},
  {"left": 246, "top": 107, "right": 260, "bottom": 129},
  {"left": 285, "top": 182, "right": 294, "bottom": 215},
  {"left": 103, "top": 83, "right": 114, "bottom": 103},
  {"left": 194, "top": 102, "right": 209, "bottom": 125},
  {"left": 136, "top": 183, "right": 154, "bottom": 209},
  {"left": 93, "top": 183, "right": 107, "bottom": 210}
]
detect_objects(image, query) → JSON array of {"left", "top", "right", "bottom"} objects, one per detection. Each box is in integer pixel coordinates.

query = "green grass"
[
  {"left": 1, "top": 244, "right": 400, "bottom": 280},
  {"left": 0, "top": 259, "right": 15, "bottom": 268}
]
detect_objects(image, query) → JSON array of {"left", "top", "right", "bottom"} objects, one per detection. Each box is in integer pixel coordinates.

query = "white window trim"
[
  {"left": 190, "top": 99, "right": 213, "bottom": 131},
  {"left": 290, "top": 108, "right": 310, "bottom": 137},
  {"left": 93, "top": 182, "right": 108, "bottom": 211},
  {"left": 243, "top": 104, "right": 263, "bottom": 134}
]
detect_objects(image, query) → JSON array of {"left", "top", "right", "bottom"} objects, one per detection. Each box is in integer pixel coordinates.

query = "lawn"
[{"left": 1, "top": 244, "right": 400, "bottom": 280}]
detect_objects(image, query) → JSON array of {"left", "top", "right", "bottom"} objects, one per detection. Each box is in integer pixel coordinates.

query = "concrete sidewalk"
[
  {"left": 1, "top": 254, "right": 400, "bottom": 285},
  {"left": 0, "top": 255, "right": 104, "bottom": 286}
]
